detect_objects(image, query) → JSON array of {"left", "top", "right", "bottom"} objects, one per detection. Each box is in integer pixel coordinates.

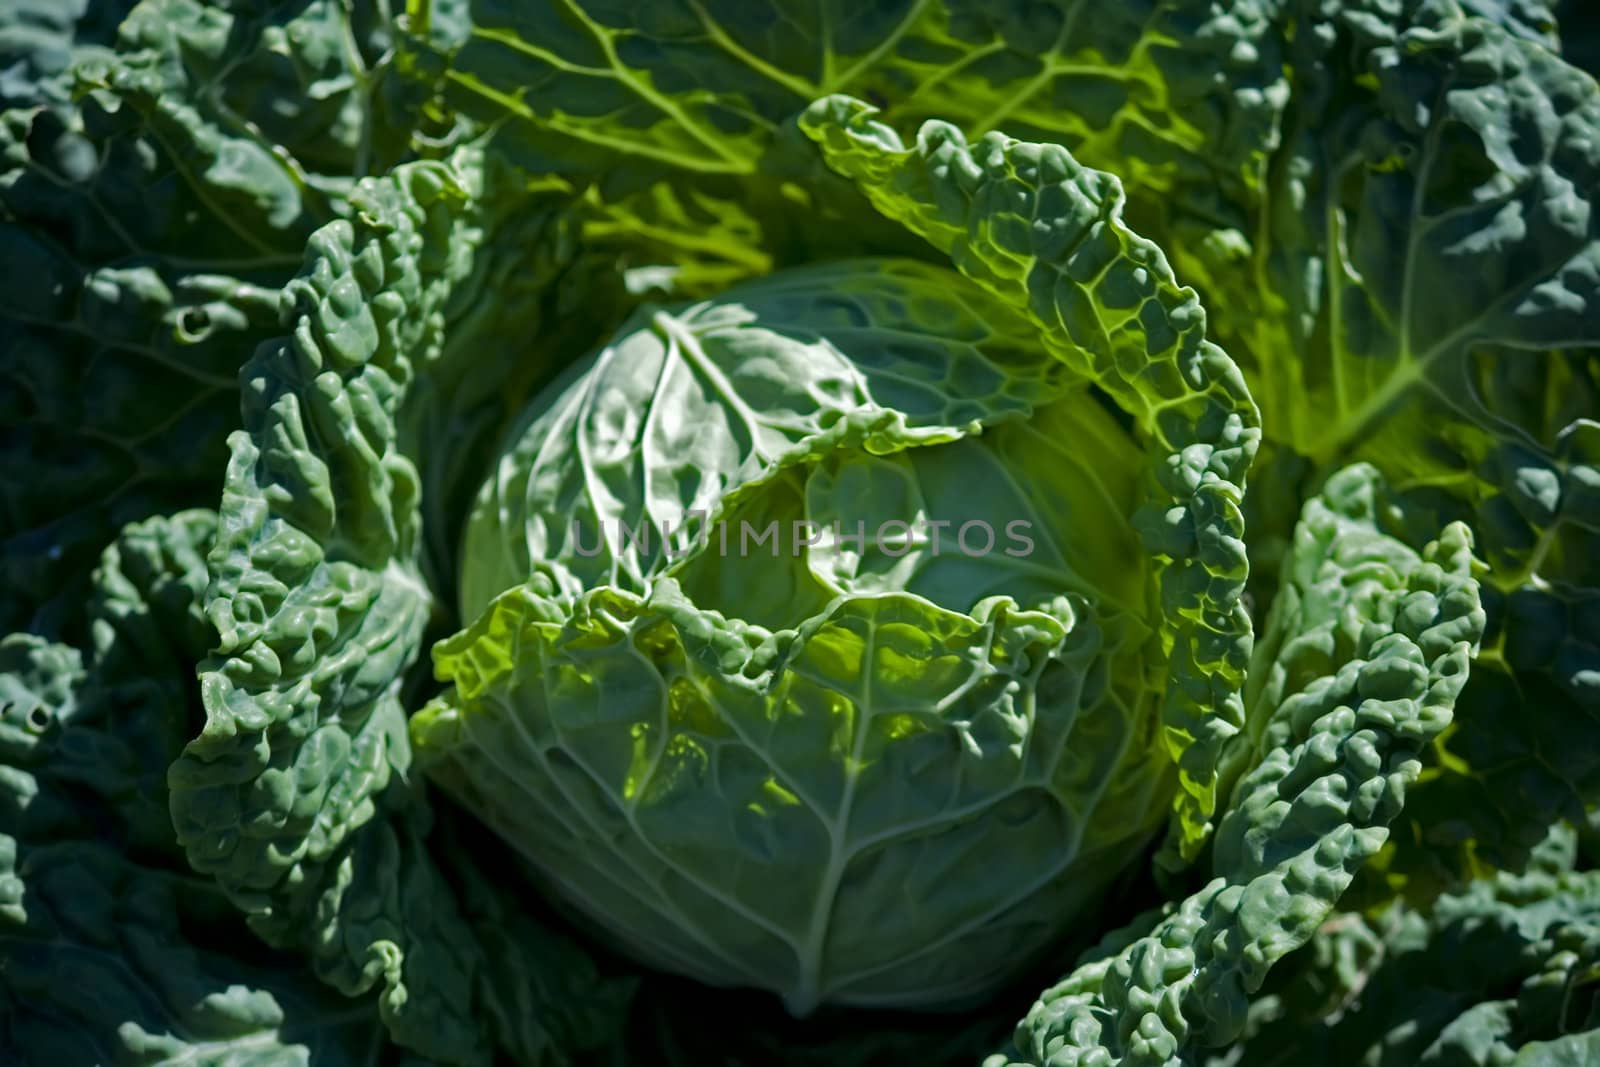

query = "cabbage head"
[{"left": 415, "top": 258, "right": 1190, "bottom": 1012}]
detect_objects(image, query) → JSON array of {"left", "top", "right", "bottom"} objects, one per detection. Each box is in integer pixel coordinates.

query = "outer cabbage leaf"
[
  {"left": 0, "top": 512, "right": 415, "bottom": 1065},
  {"left": 987, "top": 464, "right": 1485, "bottom": 1066},
  {"left": 801, "top": 96, "right": 1260, "bottom": 861},
  {"left": 168, "top": 148, "right": 633, "bottom": 1066},
  {"left": 0, "top": 0, "right": 133, "bottom": 109},
  {"left": 0, "top": 0, "right": 414, "bottom": 637},
  {"left": 1174, "top": 2, "right": 1600, "bottom": 890},
  {"left": 1323, "top": 5, "right": 1599, "bottom": 892},
  {"left": 1459, "top": 0, "right": 1559, "bottom": 48},
  {"left": 1222, "top": 823, "right": 1600, "bottom": 1067},
  {"left": 430, "top": 0, "right": 1282, "bottom": 195},
  {"left": 414, "top": 0, "right": 1292, "bottom": 309}
]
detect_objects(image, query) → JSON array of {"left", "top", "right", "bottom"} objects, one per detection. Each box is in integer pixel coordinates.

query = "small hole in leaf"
[
  {"left": 25, "top": 705, "right": 51, "bottom": 732},
  {"left": 178, "top": 307, "right": 210, "bottom": 336}
]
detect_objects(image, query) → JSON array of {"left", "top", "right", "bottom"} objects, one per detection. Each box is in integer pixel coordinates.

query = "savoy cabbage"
[{"left": 0, "top": 1, "right": 1594, "bottom": 1065}]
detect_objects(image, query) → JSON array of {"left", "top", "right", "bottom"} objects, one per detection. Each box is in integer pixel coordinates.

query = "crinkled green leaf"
[
  {"left": 1222, "top": 823, "right": 1600, "bottom": 1067},
  {"left": 421, "top": 0, "right": 1296, "bottom": 310},
  {"left": 801, "top": 94, "right": 1260, "bottom": 862},
  {"left": 1461, "top": 0, "right": 1560, "bottom": 47},
  {"left": 0, "top": 512, "right": 414, "bottom": 1066},
  {"left": 0, "top": 0, "right": 418, "bottom": 638},
  {"left": 987, "top": 464, "right": 1484, "bottom": 1066},
  {"left": 0, "top": 0, "right": 133, "bottom": 109},
  {"left": 170, "top": 149, "right": 633, "bottom": 1066},
  {"left": 1176, "top": 2, "right": 1600, "bottom": 891},
  {"left": 434, "top": 0, "right": 1283, "bottom": 195}
]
